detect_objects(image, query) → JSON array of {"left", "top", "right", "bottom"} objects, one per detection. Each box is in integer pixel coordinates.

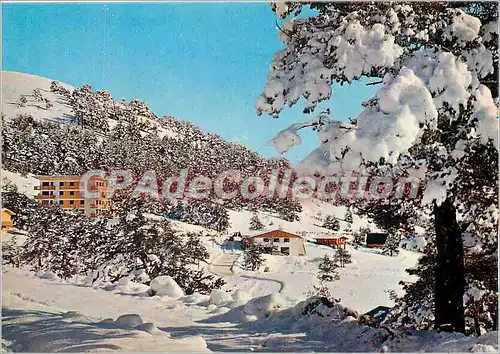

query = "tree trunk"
[{"left": 434, "top": 198, "right": 466, "bottom": 333}]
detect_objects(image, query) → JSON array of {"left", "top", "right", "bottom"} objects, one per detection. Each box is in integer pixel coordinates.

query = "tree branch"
[{"left": 366, "top": 80, "right": 384, "bottom": 86}]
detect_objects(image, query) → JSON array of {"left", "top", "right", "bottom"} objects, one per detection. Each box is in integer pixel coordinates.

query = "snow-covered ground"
[
  {"left": 2, "top": 70, "right": 496, "bottom": 351},
  {"left": 3, "top": 266, "right": 497, "bottom": 352}
]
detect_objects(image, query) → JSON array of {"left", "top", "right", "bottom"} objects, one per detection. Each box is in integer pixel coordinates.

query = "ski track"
[{"left": 209, "top": 253, "right": 284, "bottom": 296}]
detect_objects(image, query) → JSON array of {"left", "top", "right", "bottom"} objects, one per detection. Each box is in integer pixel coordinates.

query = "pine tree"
[
  {"left": 334, "top": 248, "right": 352, "bottom": 268},
  {"left": 344, "top": 208, "right": 353, "bottom": 224},
  {"left": 249, "top": 213, "right": 265, "bottom": 230},
  {"left": 352, "top": 228, "right": 367, "bottom": 249},
  {"left": 317, "top": 255, "right": 339, "bottom": 282},
  {"left": 322, "top": 215, "right": 340, "bottom": 231},
  {"left": 382, "top": 234, "right": 401, "bottom": 257},
  {"left": 257, "top": 2, "right": 498, "bottom": 333},
  {"left": 18, "top": 95, "right": 27, "bottom": 107},
  {"left": 2, "top": 235, "right": 22, "bottom": 267},
  {"left": 243, "top": 239, "right": 264, "bottom": 271}
]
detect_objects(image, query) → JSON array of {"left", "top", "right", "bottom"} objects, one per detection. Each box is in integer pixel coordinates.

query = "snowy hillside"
[
  {"left": 1, "top": 71, "right": 74, "bottom": 123},
  {"left": 1, "top": 71, "right": 177, "bottom": 138}
]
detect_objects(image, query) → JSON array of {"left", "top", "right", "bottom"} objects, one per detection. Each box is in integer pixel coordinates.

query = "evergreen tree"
[
  {"left": 243, "top": 239, "right": 264, "bottom": 271},
  {"left": 344, "top": 208, "right": 353, "bottom": 224},
  {"left": 317, "top": 255, "right": 339, "bottom": 282},
  {"left": 2, "top": 235, "right": 22, "bottom": 267},
  {"left": 257, "top": 1, "right": 498, "bottom": 333},
  {"left": 249, "top": 213, "right": 265, "bottom": 230},
  {"left": 18, "top": 95, "right": 27, "bottom": 107},
  {"left": 382, "top": 234, "right": 401, "bottom": 257},
  {"left": 352, "top": 228, "right": 368, "bottom": 249},
  {"left": 322, "top": 215, "right": 340, "bottom": 231},
  {"left": 334, "top": 248, "right": 352, "bottom": 268}
]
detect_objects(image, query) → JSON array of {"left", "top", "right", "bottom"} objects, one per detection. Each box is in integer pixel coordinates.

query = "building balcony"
[
  {"left": 35, "top": 194, "right": 56, "bottom": 200},
  {"left": 58, "top": 185, "right": 81, "bottom": 190},
  {"left": 89, "top": 185, "right": 107, "bottom": 191},
  {"left": 34, "top": 185, "right": 56, "bottom": 190},
  {"left": 90, "top": 203, "right": 109, "bottom": 209}
]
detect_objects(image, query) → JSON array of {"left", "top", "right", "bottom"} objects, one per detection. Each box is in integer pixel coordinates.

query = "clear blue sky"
[{"left": 3, "top": 2, "right": 377, "bottom": 165}]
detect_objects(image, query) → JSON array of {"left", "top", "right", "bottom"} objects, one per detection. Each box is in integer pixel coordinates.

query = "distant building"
[
  {"left": 313, "top": 234, "right": 347, "bottom": 249},
  {"left": 363, "top": 306, "right": 392, "bottom": 322},
  {"left": 366, "top": 232, "right": 389, "bottom": 248},
  {"left": 35, "top": 175, "right": 109, "bottom": 217},
  {"left": 243, "top": 229, "right": 306, "bottom": 256},
  {"left": 1, "top": 208, "right": 15, "bottom": 232}
]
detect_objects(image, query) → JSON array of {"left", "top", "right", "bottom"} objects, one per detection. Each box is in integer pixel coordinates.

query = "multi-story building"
[{"left": 35, "top": 175, "right": 109, "bottom": 217}]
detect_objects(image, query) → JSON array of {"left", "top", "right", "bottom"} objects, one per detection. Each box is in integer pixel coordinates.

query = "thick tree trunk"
[{"left": 434, "top": 198, "right": 466, "bottom": 333}]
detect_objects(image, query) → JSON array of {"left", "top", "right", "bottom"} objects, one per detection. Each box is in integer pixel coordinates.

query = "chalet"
[
  {"left": 243, "top": 229, "right": 306, "bottom": 256},
  {"left": 366, "top": 232, "right": 389, "bottom": 248},
  {"left": 1, "top": 208, "right": 15, "bottom": 232},
  {"left": 313, "top": 234, "right": 347, "bottom": 249}
]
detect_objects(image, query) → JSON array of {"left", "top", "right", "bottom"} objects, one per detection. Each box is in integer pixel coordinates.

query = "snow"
[
  {"left": 1, "top": 71, "right": 178, "bottom": 139},
  {"left": 1, "top": 169, "right": 39, "bottom": 198},
  {"left": 149, "top": 276, "right": 184, "bottom": 298},
  {"left": 115, "top": 313, "right": 144, "bottom": 328},
  {"left": 209, "top": 289, "right": 233, "bottom": 306},
  {"left": 400, "top": 235, "right": 428, "bottom": 252},
  {"left": 1, "top": 71, "right": 74, "bottom": 123},
  {"left": 3, "top": 256, "right": 497, "bottom": 352},
  {"left": 228, "top": 198, "right": 371, "bottom": 236}
]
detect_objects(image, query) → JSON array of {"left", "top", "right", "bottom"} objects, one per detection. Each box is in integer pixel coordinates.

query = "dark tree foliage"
[{"left": 243, "top": 239, "right": 265, "bottom": 271}]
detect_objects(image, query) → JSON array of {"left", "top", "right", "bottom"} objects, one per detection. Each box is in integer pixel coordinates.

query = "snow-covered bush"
[
  {"left": 209, "top": 289, "right": 233, "bottom": 306},
  {"left": 150, "top": 276, "right": 184, "bottom": 297},
  {"left": 115, "top": 314, "right": 143, "bottom": 328}
]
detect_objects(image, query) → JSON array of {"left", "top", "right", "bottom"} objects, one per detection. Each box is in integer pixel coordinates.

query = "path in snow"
[{"left": 209, "top": 253, "right": 284, "bottom": 297}]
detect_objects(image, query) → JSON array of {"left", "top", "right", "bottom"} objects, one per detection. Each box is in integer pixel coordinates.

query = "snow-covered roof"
[
  {"left": 244, "top": 229, "right": 303, "bottom": 239},
  {"left": 313, "top": 234, "right": 347, "bottom": 240}
]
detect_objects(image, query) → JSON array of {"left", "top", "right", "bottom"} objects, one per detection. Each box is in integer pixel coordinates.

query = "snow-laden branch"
[{"left": 267, "top": 113, "right": 354, "bottom": 154}]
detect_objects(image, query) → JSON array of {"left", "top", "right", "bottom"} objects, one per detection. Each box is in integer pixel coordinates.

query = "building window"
[
  {"left": 59, "top": 191, "right": 63, "bottom": 196},
  {"left": 284, "top": 238, "right": 290, "bottom": 243},
  {"left": 42, "top": 200, "right": 49, "bottom": 205},
  {"left": 69, "top": 200, "right": 74, "bottom": 205},
  {"left": 42, "top": 191, "right": 49, "bottom": 196},
  {"left": 42, "top": 181, "right": 50, "bottom": 186},
  {"left": 280, "top": 247, "right": 290, "bottom": 255},
  {"left": 69, "top": 182, "right": 75, "bottom": 186},
  {"left": 263, "top": 238, "right": 270, "bottom": 242},
  {"left": 60, "top": 182, "right": 64, "bottom": 186},
  {"left": 80, "top": 200, "right": 84, "bottom": 205},
  {"left": 69, "top": 191, "right": 75, "bottom": 196},
  {"left": 59, "top": 200, "right": 63, "bottom": 205},
  {"left": 273, "top": 238, "right": 280, "bottom": 243}
]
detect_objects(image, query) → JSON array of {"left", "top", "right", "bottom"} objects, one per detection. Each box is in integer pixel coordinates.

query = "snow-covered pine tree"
[
  {"left": 184, "top": 232, "right": 210, "bottom": 267},
  {"left": 334, "top": 248, "right": 352, "bottom": 268},
  {"left": 243, "top": 239, "right": 265, "bottom": 271},
  {"left": 344, "top": 208, "right": 353, "bottom": 225},
  {"left": 249, "top": 213, "right": 265, "bottom": 230},
  {"left": 212, "top": 203, "right": 230, "bottom": 232},
  {"left": 257, "top": 1, "right": 498, "bottom": 333},
  {"left": 382, "top": 234, "right": 401, "bottom": 257},
  {"left": 352, "top": 227, "right": 368, "bottom": 249},
  {"left": 1, "top": 178, "right": 36, "bottom": 230},
  {"left": 2, "top": 235, "right": 22, "bottom": 267},
  {"left": 18, "top": 95, "right": 27, "bottom": 107},
  {"left": 317, "top": 254, "right": 340, "bottom": 282},
  {"left": 322, "top": 215, "right": 340, "bottom": 231}
]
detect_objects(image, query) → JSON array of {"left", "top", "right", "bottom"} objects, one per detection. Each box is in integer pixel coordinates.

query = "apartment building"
[{"left": 35, "top": 175, "right": 109, "bottom": 217}]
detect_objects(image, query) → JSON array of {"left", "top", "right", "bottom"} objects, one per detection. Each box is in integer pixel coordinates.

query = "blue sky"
[{"left": 3, "top": 2, "right": 377, "bottom": 165}]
